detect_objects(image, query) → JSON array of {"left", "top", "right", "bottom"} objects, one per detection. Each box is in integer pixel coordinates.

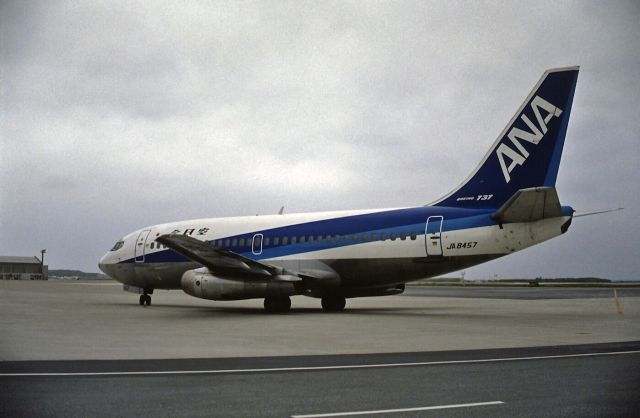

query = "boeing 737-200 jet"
[{"left": 100, "top": 66, "right": 599, "bottom": 312}]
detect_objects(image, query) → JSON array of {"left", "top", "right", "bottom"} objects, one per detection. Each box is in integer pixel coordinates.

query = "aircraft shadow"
[{"left": 106, "top": 301, "right": 508, "bottom": 319}]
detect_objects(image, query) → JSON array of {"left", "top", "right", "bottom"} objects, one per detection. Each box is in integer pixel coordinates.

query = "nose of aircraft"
[{"left": 98, "top": 253, "right": 112, "bottom": 277}]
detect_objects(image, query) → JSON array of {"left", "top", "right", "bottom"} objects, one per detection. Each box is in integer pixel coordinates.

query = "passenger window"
[
  {"left": 264, "top": 237, "right": 270, "bottom": 246},
  {"left": 410, "top": 232, "right": 417, "bottom": 240},
  {"left": 232, "top": 239, "right": 237, "bottom": 247},
  {"left": 282, "top": 237, "right": 289, "bottom": 245},
  {"left": 291, "top": 236, "right": 297, "bottom": 244},
  {"left": 224, "top": 239, "right": 230, "bottom": 247},
  {"left": 335, "top": 235, "right": 341, "bottom": 242},
  {"left": 391, "top": 233, "right": 397, "bottom": 241},
  {"left": 274, "top": 237, "right": 280, "bottom": 245},
  {"left": 150, "top": 242, "right": 155, "bottom": 249},
  {"left": 326, "top": 235, "right": 332, "bottom": 242},
  {"left": 317, "top": 235, "right": 323, "bottom": 242},
  {"left": 308, "top": 235, "right": 314, "bottom": 243},
  {"left": 300, "top": 236, "right": 306, "bottom": 244},
  {"left": 353, "top": 234, "right": 359, "bottom": 242},
  {"left": 238, "top": 238, "right": 245, "bottom": 247}
]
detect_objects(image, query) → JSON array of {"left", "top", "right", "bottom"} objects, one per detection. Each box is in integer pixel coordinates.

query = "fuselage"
[{"left": 99, "top": 204, "right": 574, "bottom": 291}]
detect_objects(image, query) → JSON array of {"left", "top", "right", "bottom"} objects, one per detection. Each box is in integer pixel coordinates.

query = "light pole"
[{"left": 41, "top": 249, "right": 46, "bottom": 280}]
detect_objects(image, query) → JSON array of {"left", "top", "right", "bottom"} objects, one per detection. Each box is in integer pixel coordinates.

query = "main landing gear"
[
  {"left": 262, "top": 295, "right": 347, "bottom": 313},
  {"left": 321, "top": 295, "right": 346, "bottom": 312},
  {"left": 264, "top": 296, "right": 291, "bottom": 313}
]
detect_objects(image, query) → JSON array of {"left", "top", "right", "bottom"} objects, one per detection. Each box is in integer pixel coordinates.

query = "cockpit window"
[{"left": 110, "top": 240, "right": 124, "bottom": 251}]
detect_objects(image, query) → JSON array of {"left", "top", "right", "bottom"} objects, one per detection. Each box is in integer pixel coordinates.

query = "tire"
[
  {"left": 278, "top": 296, "right": 291, "bottom": 312},
  {"left": 321, "top": 295, "right": 346, "bottom": 312},
  {"left": 264, "top": 296, "right": 291, "bottom": 313}
]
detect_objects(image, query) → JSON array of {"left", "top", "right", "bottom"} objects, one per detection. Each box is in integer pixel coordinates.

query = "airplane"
[{"left": 100, "top": 66, "right": 594, "bottom": 313}]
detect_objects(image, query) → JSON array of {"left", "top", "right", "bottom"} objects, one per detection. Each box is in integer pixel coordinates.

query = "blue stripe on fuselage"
[{"left": 121, "top": 206, "right": 495, "bottom": 264}]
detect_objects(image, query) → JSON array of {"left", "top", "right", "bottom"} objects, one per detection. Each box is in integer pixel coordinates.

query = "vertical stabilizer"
[{"left": 433, "top": 67, "right": 579, "bottom": 209}]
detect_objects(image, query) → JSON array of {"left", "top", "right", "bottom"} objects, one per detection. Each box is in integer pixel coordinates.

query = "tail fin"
[{"left": 433, "top": 66, "right": 579, "bottom": 209}]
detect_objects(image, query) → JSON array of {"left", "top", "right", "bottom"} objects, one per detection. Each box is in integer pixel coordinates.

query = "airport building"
[{"left": 0, "top": 256, "right": 47, "bottom": 280}]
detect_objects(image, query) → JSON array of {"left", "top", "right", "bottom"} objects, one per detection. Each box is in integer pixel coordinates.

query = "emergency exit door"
[
  {"left": 425, "top": 216, "right": 443, "bottom": 256},
  {"left": 252, "top": 234, "right": 263, "bottom": 255}
]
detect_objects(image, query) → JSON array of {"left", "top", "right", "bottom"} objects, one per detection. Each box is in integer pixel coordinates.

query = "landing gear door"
[
  {"left": 425, "top": 216, "right": 444, "bottom": 256},
  {"left": 134, "top": 229, "right": 151, "bottom": 262}
]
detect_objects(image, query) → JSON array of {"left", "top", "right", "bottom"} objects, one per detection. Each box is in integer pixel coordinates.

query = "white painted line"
[
  {"left": 56, "top": 282, "right": 120, "bottom": 286},
  {"left": 1, "top": 350, "right": 638, "bottom": 377},
  {"left": 291, "top": 401, "right": 505, "bottom": 417}
]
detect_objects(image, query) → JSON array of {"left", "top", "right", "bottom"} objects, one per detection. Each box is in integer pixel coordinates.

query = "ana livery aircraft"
[{"left": 100, "top": 66, "right": 586, "bottom": 312}]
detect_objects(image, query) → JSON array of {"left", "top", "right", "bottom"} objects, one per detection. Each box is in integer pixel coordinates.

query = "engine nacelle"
[{"left": 181, "top": 269, "right": 297, "bottom": 301}]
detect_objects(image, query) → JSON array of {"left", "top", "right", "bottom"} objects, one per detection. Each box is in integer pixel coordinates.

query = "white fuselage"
[{"left": 99, "top": 206, "right": 572, "bottom": 293}]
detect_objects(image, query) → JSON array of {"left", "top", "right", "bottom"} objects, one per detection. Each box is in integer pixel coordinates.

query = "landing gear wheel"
[
  {"left": 140, "top": 294, "right": 151, "bottom": 306},
  {"left": 321, "top": 295, "right": 346, "bottom": 312},
  {"left": 264, "top": 296, "right": 291, "bottom": 313}
]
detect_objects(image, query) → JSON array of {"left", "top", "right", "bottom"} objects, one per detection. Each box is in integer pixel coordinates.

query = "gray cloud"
[{"left": 1, "top": 0, "right": 639, "bottom": 279}]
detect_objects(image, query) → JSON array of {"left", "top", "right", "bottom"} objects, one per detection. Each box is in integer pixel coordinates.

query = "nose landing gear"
[
  {"left": 138, "top": 288, "right": 153, "bottom": 306},
  {"left": 139, "top": 294, "right": 151, "bottom": 306}
]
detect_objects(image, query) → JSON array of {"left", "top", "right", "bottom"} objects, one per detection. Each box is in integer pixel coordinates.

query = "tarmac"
[
  {"left": 2, "top": 280, "right": 639, "bottom": 417},
  {"left": 1, "top": 280, "right": 638, "bottom": 361}
]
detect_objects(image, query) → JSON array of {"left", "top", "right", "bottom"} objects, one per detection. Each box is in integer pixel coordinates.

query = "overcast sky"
[{"left": 1, "top": 0, "right": 639, "bottom": 279}]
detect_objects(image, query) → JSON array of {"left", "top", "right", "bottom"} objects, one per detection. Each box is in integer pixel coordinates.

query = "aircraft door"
[
  {"left": 252, "top": 234, "right": 263, "bottom": 255},
  {"left": 134, "top": 229, "right": 152, "bottom": 262},
  {"left": 425, "top": 216, "right": 444, "bottom": 256}
]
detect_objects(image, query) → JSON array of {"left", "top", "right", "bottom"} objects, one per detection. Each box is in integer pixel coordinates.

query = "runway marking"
[
  {"left": 56, "top": 282, "right": 121, "bottom": 286},
  {"left": 290, "top": 401, "right": 505, "bottom": 417},
  {"left": 291, "top": 401, "right": 505, "bottom": 417},
  {"left": 1, "top": 350, "right": 639, "bottom": 377}
]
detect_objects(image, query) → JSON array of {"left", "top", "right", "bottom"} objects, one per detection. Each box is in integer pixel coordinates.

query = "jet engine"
[{"left": 181, "top": 269, "right": 297, "bottom": 301}]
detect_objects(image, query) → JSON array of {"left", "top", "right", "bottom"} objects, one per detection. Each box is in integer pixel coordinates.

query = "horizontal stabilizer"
[{"left": 492, "top": 187, "right": 562, "bottom": 223}]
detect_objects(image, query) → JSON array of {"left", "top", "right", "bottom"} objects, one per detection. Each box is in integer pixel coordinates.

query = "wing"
[{"left": 156, "top": 234, "right": 283, "bottom": 278}]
